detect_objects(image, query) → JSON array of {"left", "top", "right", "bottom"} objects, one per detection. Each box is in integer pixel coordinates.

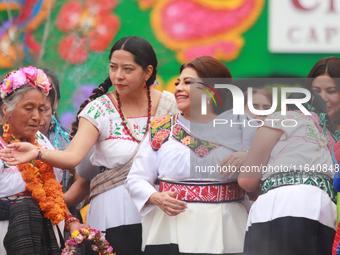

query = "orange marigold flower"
[{"left": 32, "top": 188, "right": 46, "bottom": 201}]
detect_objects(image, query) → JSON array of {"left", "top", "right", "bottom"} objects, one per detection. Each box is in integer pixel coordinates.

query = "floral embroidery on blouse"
[
  {"left": 267, "top": 111, "right": 329, "bottom": 150},
  {"left": 105, "top": 118, "right": 147, "bottom": 141},
  {"left": 150, "top": 115, "right": 220, "bottom": 157},
  {"left": 86, "top": 96, "right": 116, "bottom": 119},
  {"left": 150, "top": 116, "right": 172, "bottom": 150}
]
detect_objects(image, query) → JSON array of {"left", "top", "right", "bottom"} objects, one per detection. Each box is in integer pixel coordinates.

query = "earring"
[
  {"left": 143, "top": 84, "right": 147, "bottom": 90},
  {"left": 3, "top": 123, "right": 13, "bottom": 142},
  {"left": 3, "top": 123, "right": 9, "bottom": 134}
]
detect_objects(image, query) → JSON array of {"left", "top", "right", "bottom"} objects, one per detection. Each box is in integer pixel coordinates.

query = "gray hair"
[{"left": 2, "top": 84, "right": 45, "bottom": 116}]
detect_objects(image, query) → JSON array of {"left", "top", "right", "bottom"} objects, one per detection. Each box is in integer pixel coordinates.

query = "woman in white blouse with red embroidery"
[{"left": 0, "top": 36, "right": 178, "bottom": 255}]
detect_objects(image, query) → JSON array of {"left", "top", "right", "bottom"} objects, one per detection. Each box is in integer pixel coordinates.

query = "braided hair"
[{"left": 69, "top": 36, "right": 158, "bottom": 139}]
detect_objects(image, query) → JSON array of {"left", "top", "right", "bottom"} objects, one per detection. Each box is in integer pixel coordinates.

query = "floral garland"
[
  {"left": 62, "top": 228, "right": 114, "bottom": 255},
  {"left": 1, "top": 66, "right": 50, "bottom": 99},
  {"left": 4, "top": 130, "right": 67, "bottom": 225}
]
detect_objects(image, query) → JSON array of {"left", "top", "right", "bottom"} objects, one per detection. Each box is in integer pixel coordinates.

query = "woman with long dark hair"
[
  {"left": 0, "top": 36, "right": 178, "bottom": 255},
  {"left": 307, "top": 56, "right": 340, "bottom": 132},
  {"left": 240, "top": 91, "right": 339, "bottom": 255}
]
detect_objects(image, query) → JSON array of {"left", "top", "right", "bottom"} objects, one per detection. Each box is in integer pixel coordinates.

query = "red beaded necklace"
[{"left": 116, "top": 87, "right": 152, "bottom": 143}]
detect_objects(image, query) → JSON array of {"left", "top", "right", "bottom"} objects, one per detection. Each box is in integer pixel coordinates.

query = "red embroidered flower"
[
  {"left": 173, "top": 124, "right": 181, "bottom": 136},
  {"left": 151, "top": 129, "right": 170, "bottom": 149},
  {"left": 133, "top": 124, "right": 138, "bottom": 130},
  {"left": 56, "top": 0, "right": 120, "bottom": 64},
  {"left": 195, "top": 145, "right": 208, "bottom": 156},
  {"left": 122, "top": 128, "right": 129, "bottom": 135}
]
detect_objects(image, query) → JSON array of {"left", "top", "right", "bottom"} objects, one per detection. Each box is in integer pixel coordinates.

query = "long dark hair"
[
  {"left": 42, "top": 68, "right": 59, "bottom": 114},
  {"left": 180, "top": 56, "right": 232, "bottom": 114},
  {"left": 69, "top": 36, "right": 158, "bottom": 139}
]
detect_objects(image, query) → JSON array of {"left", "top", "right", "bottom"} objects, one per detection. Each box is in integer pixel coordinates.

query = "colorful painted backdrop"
[{"left": 1, "top": 0, "right": 340, "bottom": 128}]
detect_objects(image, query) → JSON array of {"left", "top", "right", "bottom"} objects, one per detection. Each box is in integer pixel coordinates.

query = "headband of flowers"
[{"left": 1, "top": 66, "right": 51, "bottom": 99}]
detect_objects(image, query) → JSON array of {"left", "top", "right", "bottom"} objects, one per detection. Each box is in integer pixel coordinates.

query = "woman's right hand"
[
  {"left": 148, "top": 191, "right": 187, "bottom": 216},
  {"left": 0, "top": 142, "right": 38, "bottom": 165}
]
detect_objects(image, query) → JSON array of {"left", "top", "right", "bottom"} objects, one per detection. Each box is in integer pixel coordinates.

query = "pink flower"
[
  {"left": 195, "top": 145, "right": 208, "bottom": 156},
  {"left": 91, "top": 245, "right": 99, "bottom": 251},
  {"left": 66, "top": 238, "right": 78, "bottom": 246},
  {"left": 10, "top": 70, "right": 27, "bottom": 90},
  {"left": 107, "top": 246, "right": 113, "bottom": 253},
  {"left": 152, "top": 129, "right": 170, "bottom": 149},
  {"left": 22, "top": 66, "right": 38, "bottom": 80},
  {"left": 88, "top": 232, "right": 96, "bottom": 240},
  {"left": 35, "top": 69, "right": 51, "bottom": 94},
  {"left": 74, "top": 234, "right": 84, "bottom": 244},
  {"left": 100, "top": 234, "right": 106, "bottom": 242},
  {"left": 173, "top": 125, "right": 181, "bottom": 136}
]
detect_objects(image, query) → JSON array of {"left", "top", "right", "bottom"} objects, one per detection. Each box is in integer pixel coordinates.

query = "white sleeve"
[{"left": 125, "top": 133, "right": 159, "bottom": 216}]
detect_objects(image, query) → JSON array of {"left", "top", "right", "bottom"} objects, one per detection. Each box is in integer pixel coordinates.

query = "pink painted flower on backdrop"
[
  {"left": 10, "top": 70, "right": 27, "bottom": 90},
  {"left": 56, "top": 0, "right": 120, "bottom": 64}
]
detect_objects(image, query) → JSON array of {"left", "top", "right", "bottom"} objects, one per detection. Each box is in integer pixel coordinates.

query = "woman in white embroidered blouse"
[
  {"left": 0, "top": 36, "right": 178, "bottom": 255},
  {"left": 239, "top": 92, "right": 339, "bottom": 255},
  {"left": 126, "top": 56, "right": 256, "bottom": 255}
]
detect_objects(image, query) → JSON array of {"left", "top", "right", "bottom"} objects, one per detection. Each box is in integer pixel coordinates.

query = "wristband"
[{"left": 36, "top": 147, "right": 42, "bottom": 160}]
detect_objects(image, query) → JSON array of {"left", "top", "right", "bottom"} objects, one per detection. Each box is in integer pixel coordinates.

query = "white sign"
[{"left": 269, "top": 0, "right": 340, "bottom": 53}]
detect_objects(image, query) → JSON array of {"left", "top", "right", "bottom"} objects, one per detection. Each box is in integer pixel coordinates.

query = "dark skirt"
[
  {"left": 243, "top": 185, "right": 336, "bottom": 255},
  {"left": 244, "top": 216, "right": 335, "bottom": 255},
  {"left": 144, "top": 243, "right": 242, "bottom": 255},
  {"left": 85, "top": 223, "right": 142, "bottom": 255}
]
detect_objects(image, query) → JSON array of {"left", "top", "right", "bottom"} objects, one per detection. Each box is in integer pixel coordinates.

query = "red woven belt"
[{"left": 159, "top": 179, "right": 245, "bottom": 203}]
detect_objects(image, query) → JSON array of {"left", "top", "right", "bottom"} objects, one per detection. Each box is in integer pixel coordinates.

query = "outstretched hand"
[
  {"left": 148, "top": 191, "right": 187, "bottom": 216},
  {"left": 0, "top": 142, "right": 38, "bottom": 165}
]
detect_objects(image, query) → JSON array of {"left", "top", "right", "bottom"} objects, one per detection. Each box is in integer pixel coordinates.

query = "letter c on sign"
[{"left": 292, "top": 0, "right": 319, "bottom": 11}]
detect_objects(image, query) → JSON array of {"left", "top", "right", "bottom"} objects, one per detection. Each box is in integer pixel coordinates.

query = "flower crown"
[{"left": 1, "top": 66, "right": 51, "bottom": 99}]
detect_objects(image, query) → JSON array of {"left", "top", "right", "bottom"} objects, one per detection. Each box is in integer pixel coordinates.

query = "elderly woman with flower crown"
[{"left": 0, "top": 67, "right": 87, "bottom": 255}]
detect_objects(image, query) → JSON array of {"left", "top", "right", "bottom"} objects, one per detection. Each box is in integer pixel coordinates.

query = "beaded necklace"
[{"left": 115, "top": 87, "right": 152, "bottom": 143}]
